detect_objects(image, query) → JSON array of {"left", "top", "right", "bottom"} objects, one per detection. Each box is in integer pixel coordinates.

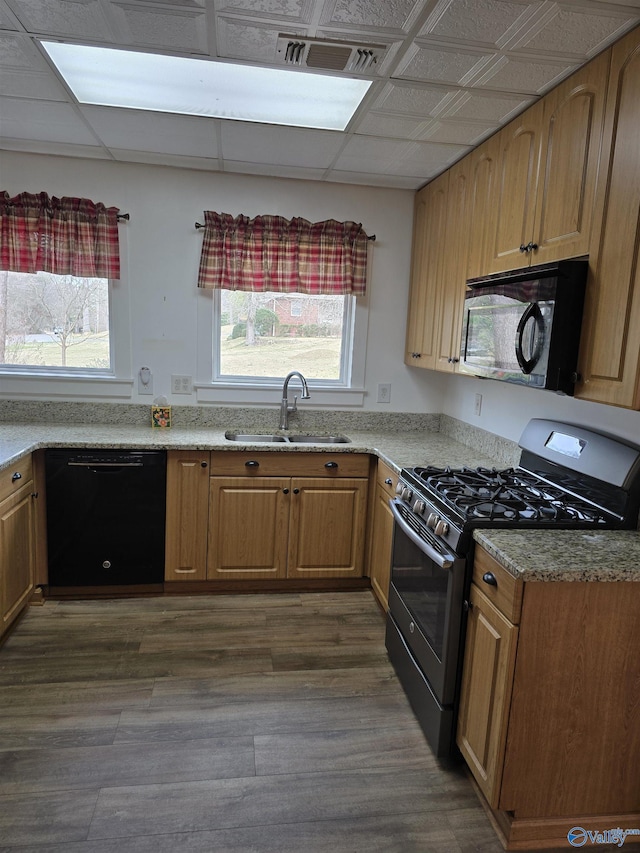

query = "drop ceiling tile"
[
  {"left": 322, "top": 0, "right": 423, "bottom": 34},
  {"left": 217, "top": 17, "right": 299, "bottom": 60},
  {"left": 353, "top": 111, "right": 428, "bottom": 138},
  {"left": 442, "top": 89, "right": 533, "bottom": 121},
  {"left": 472, "top": 54, "right": 574, "bottom": 93},
  {"left": 0, "top": 68, "right": 69, "bottom": 100},
  {"left": 0, "top": 0, "right": 20, "bottom": 29},
  {"left": 334, "top": 135, "right": 468, "bottom": 177},
  {"left": 223, "top": 160, "right": 326, "bottom": 180},
  {"left": 513, "top": 5, "right": 637, "bottom": 57},
  {"left": 5, "top": 0, "right": 116, "bottom": 40},
  {"left": 79, "top": 106, "right": 219, "bottom": 157},
  {"left": 220, "top": 121, "right": 344, "bottom": 168},
  {"left": 214, "top": 0, "right": 311, "bottom": 24},
  {"left": 373, "top": 82, "right": 456, "bottom": 116},
  {"left": 0, "top": 97, "right": 100, "bottom": 145},
  {"left": 328, "top": 169, "right": 423, "bottom": 188},
  {"left": 419, "top": 118, "right": 497, "bottom": 145},
  {"left": 420, "top": 0, "right": 541, "bottom": 46},
  {"left": 0, "top": 33, "right": 45, "bottom": 69},
  {"left": 397, "top": 43, "right": 493, "bottom": 84},
  {"left": 109, "top": 3, "right": 208, "bottom": 51}
]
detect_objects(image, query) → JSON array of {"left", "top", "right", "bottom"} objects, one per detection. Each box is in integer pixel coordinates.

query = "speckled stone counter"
[
  {"left": 474, "top": 528, "right": 640, "bottom": 582},
  {"left": 0, "top": 422, "right": 509, "bottom": 475}
]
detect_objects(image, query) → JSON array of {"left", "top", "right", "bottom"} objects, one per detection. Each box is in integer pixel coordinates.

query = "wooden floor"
[{"left": 0, "top": 591, "right": 518, "bottom": 851}]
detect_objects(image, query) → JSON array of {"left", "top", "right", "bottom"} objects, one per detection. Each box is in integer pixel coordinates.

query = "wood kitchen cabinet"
[
  {"left": 164, "top": 450, "right": 210, "bottom": 581},
  {"left": 207, "top": 452, "right": 369, "bottom": 582},
  {"left": 576, "top": 25, "right": 640, "bottom": 409},
  {"left": 486, "top": 49, "right": 608, "bottom": 274},
  {"left": 0, "top": 454, "right": 35, "bottom": 638},
  {"left": 404, "top": 172, "right": 449, "bottom": 369},
  {"left": 458, "top": 545, "right": 640, "bottom": 849},
  {"left": 367, "top": 459, "right": 398, "bottom": 610}
]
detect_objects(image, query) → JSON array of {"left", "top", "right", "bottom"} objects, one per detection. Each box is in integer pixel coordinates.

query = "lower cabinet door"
[
  {"left": 369, "top": 483, "right": 394, "bottom": 609},
  {"left": 287, "top": 477, "right": 368, "bottom": 578},
  {"left": 456, "top": 583, "right": 518, "bottom": 808},
  {"left": 207, "top": 477, "right": 290, "bottom": 580},
  {"left": 1, "top": 482, "right": 35, "bottom": 634}
]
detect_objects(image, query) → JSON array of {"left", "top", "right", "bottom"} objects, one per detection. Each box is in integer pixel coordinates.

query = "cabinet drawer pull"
[
  {"left": 325, "top": 461, "right": 338, "bottom": 469},
  {"left": 200, "top": 461, "right": 208, "bottom": 468},
  {"left": 245, "top": 460, "right": 259, "bottom": 468},
  {"left": 11, "top": 472, "right": 22, "bottom": 482},
  {"left": 482, "top": 571, "right": 498, "bottom": 587}
]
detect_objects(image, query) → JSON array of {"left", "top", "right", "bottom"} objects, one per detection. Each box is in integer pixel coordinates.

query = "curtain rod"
[
  {"left": 194, "top": 221, "right": 375, "bottom": 240},
  {"left": 117, "top": 213, "right": 129, "bottom": 222}
]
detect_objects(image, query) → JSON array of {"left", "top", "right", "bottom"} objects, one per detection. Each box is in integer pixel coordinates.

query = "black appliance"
[
  {"left": 385, "top": 419, "right": 640, "bottom": 760},
  {"left": 459, "top": 259, "right": 588, "bottom": 394},
  {"left": 45, "top": 449, "right": 166, "bottom": 590}
]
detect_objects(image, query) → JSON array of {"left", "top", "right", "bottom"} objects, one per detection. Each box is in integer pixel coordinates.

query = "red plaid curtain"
[
  {"left": 197, "top": 213, "right": 369, "bottom": 295},
  {"left": 0, "top": 192, "right": 121, "bottom": 279}
]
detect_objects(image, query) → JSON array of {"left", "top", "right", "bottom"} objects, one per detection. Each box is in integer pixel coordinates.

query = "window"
[
  {"left": 215, "top": 290, "right": 353, "bottom": 383},
  {"left": 0, "top": 270, "right": 111, "bottom": 371}
]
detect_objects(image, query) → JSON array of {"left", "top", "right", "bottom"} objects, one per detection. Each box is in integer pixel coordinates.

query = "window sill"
[
  {"left": 0, "top": 371, "right": 134, "bottom": 399},
  {"left": 195, "top": 383, "right": 365, "bottom": 408}
]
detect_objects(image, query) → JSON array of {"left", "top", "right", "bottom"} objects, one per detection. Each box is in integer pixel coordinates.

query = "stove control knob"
[
  {"left": 426, "top": 513, "right": 439, "bottom": 529},
  {"left": 401, "top": 487, "right": 413, "bottom": 503},
  {"left": 412, "top": 499, "right": 426, "bottom": 515},
  {"left": 434, "top": 519, "right": 450, "bottom": 537},
  {"left": 395, "top": 483, "right": 404, "bottom": 496}
]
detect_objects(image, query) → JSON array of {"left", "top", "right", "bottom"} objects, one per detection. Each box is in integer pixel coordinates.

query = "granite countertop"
[
  {"left": 2, "top": 418, "right": 638, "bottom": 582},
  {"left": 0, "top": 422, "right": 506, "bottom": 475},
  {"left": 474, "top": 529, "right": 640, "bottom": 582}
]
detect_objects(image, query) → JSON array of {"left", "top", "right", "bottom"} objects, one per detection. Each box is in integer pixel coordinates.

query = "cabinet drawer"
[
  {"left": 0, "top": 455, "right": 33, "bottom": 502},
  {"left": 210, "top": 451, "right": 370, "bottom": 478},
  {"left": 473, "top": 546, "right": 524, "bottom": 624},
  {"left": 376, "top": 460, "right": 399, "bottom": 497}
]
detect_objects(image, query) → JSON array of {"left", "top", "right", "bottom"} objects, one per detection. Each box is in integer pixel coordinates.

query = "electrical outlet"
[
  {"left": 138, "top": 367, "right": 153, "bottom": 396},
  {"left": 377, "top": 383, "right": 391, "bottom": 403},
  {"left": 474, "top": 393, "right": 483, "bottom": 416},
  {"left": 171, "top": 374, "right": 193, "bottom": 395}
]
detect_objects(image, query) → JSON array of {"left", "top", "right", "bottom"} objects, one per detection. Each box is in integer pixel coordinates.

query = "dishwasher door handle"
[{"left": 67, "top": 461, "right": 144, "bottom": 468}]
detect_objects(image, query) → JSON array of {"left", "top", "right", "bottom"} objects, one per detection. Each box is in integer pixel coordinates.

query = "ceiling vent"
[{"left": 276, "top": 34, "right": 385, "bottom": 74}]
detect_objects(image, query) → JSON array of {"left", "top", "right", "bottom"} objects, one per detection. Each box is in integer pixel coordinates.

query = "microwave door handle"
[
  {"left": 389, "top": 500, "right": 453, "bottom": 570},
  {"left": 515, "top": 302, "right": 544, "bottom": 374}
]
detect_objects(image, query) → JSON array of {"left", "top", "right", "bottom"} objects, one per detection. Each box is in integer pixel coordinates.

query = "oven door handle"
[{"left": 389, "top": 500, "right": 454, "bottom": 570}]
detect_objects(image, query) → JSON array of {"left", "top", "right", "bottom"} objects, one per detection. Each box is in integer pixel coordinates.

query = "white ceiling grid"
[{"left": 0, "top": 0, "right": 638, "bottom": 188}]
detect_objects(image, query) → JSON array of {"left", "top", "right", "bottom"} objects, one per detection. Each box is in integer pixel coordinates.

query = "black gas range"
[{"left": 385, "top": 419, "right": 640, "bottom": 760}]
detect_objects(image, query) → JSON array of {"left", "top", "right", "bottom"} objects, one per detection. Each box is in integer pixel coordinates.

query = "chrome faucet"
[{"left": 279, "top": 371, "right": 310, "bottom": 430}]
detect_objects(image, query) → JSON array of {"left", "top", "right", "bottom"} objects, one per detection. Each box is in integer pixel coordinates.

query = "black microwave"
[{"left": 459, "top": 259, "right": 588, "bottom": 395}]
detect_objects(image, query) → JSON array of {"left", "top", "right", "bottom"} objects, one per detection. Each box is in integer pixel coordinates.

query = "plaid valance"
[
  {"left": 197, "top": 212, "right": 369, "bottom": 295},
  {"left": 0, "top": 191, "right": 121, "bottom": 279}
]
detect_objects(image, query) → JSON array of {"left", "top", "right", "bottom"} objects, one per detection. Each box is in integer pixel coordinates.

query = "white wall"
[
  {"left": 0, "top": 150, "right": 444, "bottom": 413},
  {"left": 442, "top": 373, "right": 640, "bottom": 445}
]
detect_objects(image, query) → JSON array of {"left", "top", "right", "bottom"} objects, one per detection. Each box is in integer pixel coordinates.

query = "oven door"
[{"left": 386, "top": 499, "right": 466, "bottom": 706}]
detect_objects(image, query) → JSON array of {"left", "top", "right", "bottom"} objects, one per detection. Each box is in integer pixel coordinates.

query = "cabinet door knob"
[
  {"left": 526, "top": 241, "right": 538, "bottom": 252},
  {"left": 293, "top": 488, "right": 300, "bottom": 494},
  {"left": 283, "top": 488, "right": 289, "bottom": 494},
  {"left": 200, "top": 461, "right": 208, "bottom": 468},
  {"left": 384, "top": 478, "right": 393, "bottom": 485},
  {"left": 482, "top": 571, "right": 498, "bottom": 586},
  {"left": 325, "top": 461, "right": 338, "bottom": 469},
  {"left": 245, "top": 460, "right": 259, "bottom": 468},
  {"left": 11, "top": 472, "right": 22, "bottom": 481},
  {"left": 519, "top": 244, "right": 528, "bottom": 253}
]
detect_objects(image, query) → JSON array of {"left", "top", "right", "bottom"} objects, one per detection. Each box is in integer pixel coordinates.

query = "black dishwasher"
[{"left": 45, "top": 449, "right": 166, "bottom": 589}]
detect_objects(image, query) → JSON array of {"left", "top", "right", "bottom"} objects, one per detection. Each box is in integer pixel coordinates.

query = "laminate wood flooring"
[{"left": 0, "top": 592, "right": 561, "bottom": 851}]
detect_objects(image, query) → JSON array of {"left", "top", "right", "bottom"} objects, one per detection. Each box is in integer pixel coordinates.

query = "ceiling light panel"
[{"left": 40, "top": 42, "right": 371, "bottom": 131}]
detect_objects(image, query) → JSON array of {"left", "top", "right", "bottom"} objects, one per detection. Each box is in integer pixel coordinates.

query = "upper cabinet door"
[
  {"left": 576, "top": 26, "right": 640, "bottom": 409},
  {"left": 466, "top": 135, "right": 500, "bottom": 280},
  {"left": 404, "top": 172, "right": 449, "bottom": 370},
  {"left": 532, "top": 49, "right": 609, "bottom": 265},
  {"left": 486, "top": 102, "right": 543, "bottom": 274},
  {"left": 483, "top": 50, "right": 608, "bottom": 275}
]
